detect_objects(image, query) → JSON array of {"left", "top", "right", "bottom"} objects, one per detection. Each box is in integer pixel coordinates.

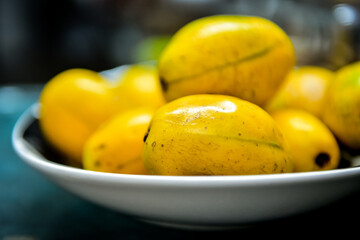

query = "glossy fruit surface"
[
  {"left": 158, "top": 15, "right": 296, "bottom": 106},
  {"left": 271, "top": 109, "right": 340, "bottom": 172},
  {"left": 83, "top": 108, "right": 153, "bottom": 174},
  {"left": 265, "top": 66, "right": 334, "bottom": 118},
  {"left": 113, "top": 64, "right": 166, "bottom": 111},
  {"left": 142, "top": 94, "right": 293, "bottom": 176},
  {"left": 39, "top": 68, "right": 123, "bottom": 162}
]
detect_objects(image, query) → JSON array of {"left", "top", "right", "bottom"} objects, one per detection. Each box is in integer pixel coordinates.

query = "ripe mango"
[
  {"left": 39, "top": 68, "right": 124, "bottom": 162},
  {"left": 39, "top": 63, "right": 167, "bottom": 164},
  {"left": 271, "top": 109, "right": 340, "bottom": 172},
  {"left": 265, "top": 66, "right": 335, "bottom": 118},
  {"left": 322, "top": 61, "right": 360, "bottom": 149},
  {"left": 83, "top": 108, "right": 153, "bottom": 174},
  {"left": 142, "top": 94, "right": 293, "bottom": 176},
  {"left": 112, "top": 63, "right": 166, "bottom": 110},
  {"left": 158, "top": 15, "right": 296, "bottom": 106}
]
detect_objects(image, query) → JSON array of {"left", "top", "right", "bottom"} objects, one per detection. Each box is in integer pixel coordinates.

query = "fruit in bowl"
[
  {"left": 38, "top": 68, "right": 124, "bottom": 163},
  {"left": 39, "top": 64, "right": 165, "bottom": 164},
  {"left": 322, "top": 61, "right": 360, "bottom": 150},
  {"left": 142, "top": 94, "right": 293, "bottom": 176},
  {"left": 11, "top": 14, "right": 360, "bottom": 230},
  {"left": 265, "top": 66, "right": 335, "bottom": 118},
  {"left": 158, "top": 15, "right": 296, "bottom": 106},
  {"left": 271, "top": 109, "right": 340, "bottom": 172},
  {"left": 83, "top": 107, "right": 154, "bottom": 174},
  {"left": 111, "top": 63, "right": 166, "bottom": 111},
  {"left": 37, "top": 14, "right": 360, "bottom": 176}
]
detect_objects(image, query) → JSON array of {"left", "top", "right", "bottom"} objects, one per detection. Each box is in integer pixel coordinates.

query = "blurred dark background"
[{"left": 1, "top": 0, "right": 359, "bottom": 85}]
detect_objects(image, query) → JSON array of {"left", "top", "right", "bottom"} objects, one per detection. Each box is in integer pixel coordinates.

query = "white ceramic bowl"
[{"left": 12, "top": 104, "right": 360, "bottom": 230}]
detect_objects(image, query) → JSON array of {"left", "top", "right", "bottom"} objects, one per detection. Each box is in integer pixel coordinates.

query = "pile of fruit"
[{"left": 38, "top": 15, "right": 360, "bottom": 176}]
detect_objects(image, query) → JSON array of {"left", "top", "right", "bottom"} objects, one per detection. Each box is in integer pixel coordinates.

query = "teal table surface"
[{"left": 1, "top": 85, "right": 359, "bottom": 239}]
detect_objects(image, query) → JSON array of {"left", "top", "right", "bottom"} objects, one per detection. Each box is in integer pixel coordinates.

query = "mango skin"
[
  {"left": 158, "top": 15, "right": 296, "bottom": 106},
  {"left": 39, "top": 65, "right": 166, "bottom": 163},
  {"left": 39, "top": 68, "right": 124, "bottom": 162},
  {"left": 112, "top": 64, "right": 167, "bottom": 110},
  {"left": 271, "top": 109, "right": 340, "bottom": 172},
  {"left": 265, "top": 66, "right": 335, "bottom": 118},
  {"left": 322, "top": 61, "right": 360, "bottom": 149},
  {"left": 83, "top": 108, "right": 153, "bottom": 174},
  {"left": 142, "top": 94, "right": 293, "bottom": 176}
]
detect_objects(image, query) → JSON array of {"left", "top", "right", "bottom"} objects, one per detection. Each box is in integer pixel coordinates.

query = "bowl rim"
[{"left": 12, "top": 103, "right": 360, "bottom": 187}]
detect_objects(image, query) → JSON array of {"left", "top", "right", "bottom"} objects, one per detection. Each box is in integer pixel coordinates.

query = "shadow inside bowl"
[{"left": 23, "top": 117, "right": 83, "bottom": 169}]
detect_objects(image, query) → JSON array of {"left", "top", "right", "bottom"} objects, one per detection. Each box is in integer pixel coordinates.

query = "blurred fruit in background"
[
  {"left": 111, "top": 63, "right": 167, "bottom": 110},
  {"left": 271, "top": 109, "right": 340, "bottom": 172},
  {"left": 38, "top": 68, "right": 124, "bottom": 162},
  {"left": 38, "top": 64, "right": 166, "bottom": 163},
  {"left": 265, "top": 66, "right": 335, "bottom": 118},
  {"left": 83, "top": 107, "right": 153, "bottom": 174},
  {"left": 322, "top": 61, "right": 360, "bottom": 150}
]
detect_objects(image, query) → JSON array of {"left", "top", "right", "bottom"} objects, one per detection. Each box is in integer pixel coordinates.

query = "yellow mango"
[
  {"left": 158, "top": 15, "right": 296, "bottom": 106},
  {"left": 39, "top": 68, "right": 124, "bottom": 162},
  {"left": 322, "top": 61, "right": 360, "bottom": 149},
  {"left": 265, "top": 66, "right": 335, "bottom": 118},
  {"left": 271, "top": 109, "right": 340, "bottom": 172},
  {"left": 112, "top": 64, "right": 167, "bottom": 110},
  {"left": 142, "top": 94, "right": 293, "bottom": 176},
  {"left": 83, "top": 108, "right": 153, "bottom": 174}
]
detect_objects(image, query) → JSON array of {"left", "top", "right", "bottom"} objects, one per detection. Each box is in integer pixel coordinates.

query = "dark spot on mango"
[
  {"left": 96, "top": 143, "right": 106, "bottom": 150},
  {"left": 152, "top": 141, "right": 157, "bottom": 148},
  {"left": 315, "top": 152, "right": 330, "bottom": 167},
  {"left": 161, "top": 144, "right": 164, "bottom": 147},
  {"left": 251, "top": 89, "right": 256, "bottom": 97},
  {"left": 94, "top": 160, "right": 101, "bottom": 167},
  {"left": 143, "top": 127, "right": 150, "bottom": 142},
  {"left": 160, "top": 76, "right": 169, "bottom": 92},
  {"left": 273, "top": 163, "right": 278, "bottom": 171}
]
